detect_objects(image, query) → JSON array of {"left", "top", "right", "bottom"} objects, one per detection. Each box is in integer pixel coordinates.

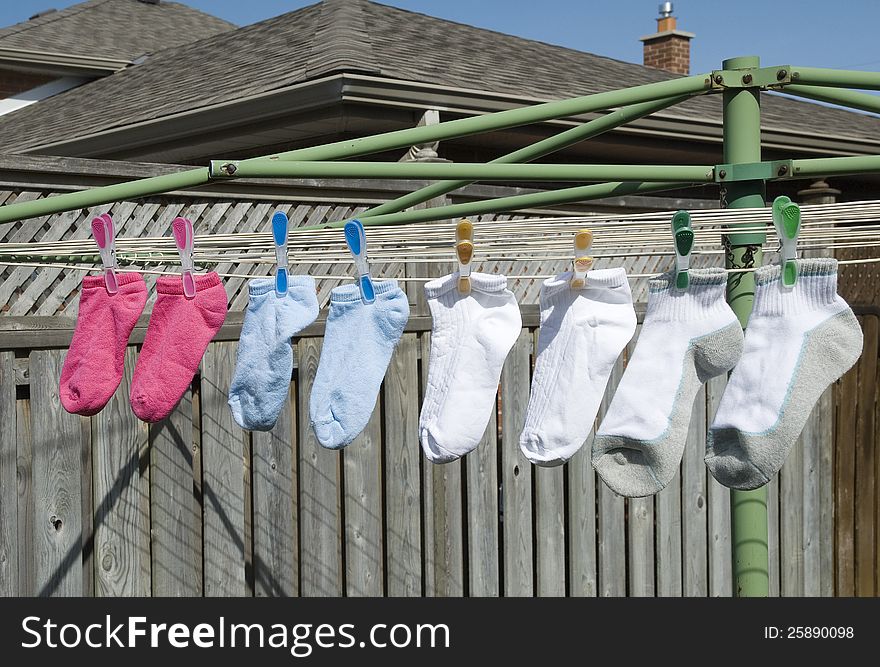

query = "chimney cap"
[{"left": 659, "top": 2, "right": 674, "bottom": 18}]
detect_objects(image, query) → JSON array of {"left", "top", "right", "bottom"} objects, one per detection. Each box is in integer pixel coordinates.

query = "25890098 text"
[{"left": 764, "top": 626, "right": 854, "bottom": 639}]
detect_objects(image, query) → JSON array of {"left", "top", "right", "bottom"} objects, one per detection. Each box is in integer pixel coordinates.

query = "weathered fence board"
[
  {"left": 201, "top": 341, "right": 248, "bottom": 596},
  {"left": 855, "top": 315, "right": 877, "bottom": 596},
  {"left": 30, "top": 350, "right": 82, "bottom": 597},
  {"left": 150, "top": 388, "right": 201, "bottom": 596},
  {"left": 252, "top": 393, "right": 298, "bottom": 597},
  {"left": 297, "top": 338, "right": 342, "bottom": 597},
  {"left": 344, "top": 407, "right": 384, "bottom": 597},
  {"left": 682, "top": 388, "right": 709, "bottom": 596},
  {"left": 92, "top": 347, "right": 150, "bottom": 597},
  {"left": 383, "top": 333, "right": 422, "bottom": 596},
  {"left": 500, "top": 332, "right": 534, "bottom": 597},
  {"left": 466, "top": 400, "right": 500, "bottom": 596},
  {"left": 0, "top": 352, "right": 16, "bottom": 596},
  {"left": 705, "top": 374, "right": 733, "bottom": 597},
  {"left": 16, "top": 388, "right": 34, "bottom": 596}
]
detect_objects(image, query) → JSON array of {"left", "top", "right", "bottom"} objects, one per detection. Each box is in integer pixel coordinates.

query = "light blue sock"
[
  {"left": 310, "top": 279, "right": 409, "bottom": 449},
  {"left": 228, "top": 276, "right": 319, "bottom": 431}
]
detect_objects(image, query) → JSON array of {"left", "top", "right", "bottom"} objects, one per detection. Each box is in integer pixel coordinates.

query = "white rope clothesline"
[{"left": 0, "top": 200, "right": 878, "bottom": 283}]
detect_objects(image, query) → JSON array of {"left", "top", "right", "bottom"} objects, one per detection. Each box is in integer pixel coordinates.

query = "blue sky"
[{"left": 2, "top": 0, "right": 878, "bottom": 75}]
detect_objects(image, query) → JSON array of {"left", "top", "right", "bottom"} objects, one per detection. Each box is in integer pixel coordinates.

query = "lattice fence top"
[{"left": 0, "top": 188, "right": 688, "bottom": 317}]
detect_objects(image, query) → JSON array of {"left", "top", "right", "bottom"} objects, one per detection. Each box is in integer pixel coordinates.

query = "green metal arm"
[
  {"left": 243, "top": 75, "right": 712, "bottom": 165},
  {"left": 209, "top": 160, "right": 715, "bottom": 183},
  {"left": 787, "top": 66, "right": 880, "bottom": 90},
  {"left": 0, "top": 74, "right": 714, "bottom": 225},
  {"left": 781, "top": 84, "right": 880, "bottom": 116},
  {"left": 315, "top": 180, "right": 699, "bottom": 230},
  {"left": 361, "top": 94, "right": 695, "bottom": 218}
]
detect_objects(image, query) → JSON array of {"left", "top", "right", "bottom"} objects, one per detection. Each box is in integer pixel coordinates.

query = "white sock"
[
  {"left": 519, "top": 268, "right": 636, "bottom": 466},
  {"left": 592, "top": 268, "right": 743, "bottom": 497},
  {"left": 420, "top": 272, "right": 522, "bottom": 463},
  {"left": 706, "top": 258, "right": 862, "bottom": 490}
]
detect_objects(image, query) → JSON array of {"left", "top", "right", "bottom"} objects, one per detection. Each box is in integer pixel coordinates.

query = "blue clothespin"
[
  {"left": 772, "top": 196, "right": 801, "bottom": 288},
  {"left": 344, "top": 219, "right": 375, "bottom": 304},
  {"left": 91, "top": 213, "right": 118, "bottom": 295},
  {"left": 272, "top": 211, "right": 289, "bottom": 296},
  {"left": 671, "top": 210, "right": 694, "bottom": 290}
]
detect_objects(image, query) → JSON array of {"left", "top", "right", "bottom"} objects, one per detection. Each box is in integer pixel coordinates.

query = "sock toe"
[
  {"left": 312, "top": 417, "right": 350, "bottom": 450},
  {"left": 228, "top": 395, "right": 274, "bottom": 432},
  {"left": 420, "top": 429, "right": 464, "bottom": 464},
  {"left": 519, "top": 433, "right": 577, "bottom": 467},
  {"left": 593, "top": 449, "right": 666, "bottom": 497},
  {"left": 705, "top": 429, "right": 771, "bottom": 490}
]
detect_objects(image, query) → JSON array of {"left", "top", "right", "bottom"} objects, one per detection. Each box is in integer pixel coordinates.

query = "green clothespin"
[
  {"left": 772, "top": 196, "right": 801, "bottom": 288},
  {"left": 671, "top": 210, "right": 694, "bottom": 290}
]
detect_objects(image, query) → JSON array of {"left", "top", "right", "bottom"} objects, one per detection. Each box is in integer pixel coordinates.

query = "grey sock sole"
[
  {"left": 593, "top": 321, "right": 744, "bottom": 497},
  {"left": 706, "top": 309, "right": 863, "bottom": 490}
]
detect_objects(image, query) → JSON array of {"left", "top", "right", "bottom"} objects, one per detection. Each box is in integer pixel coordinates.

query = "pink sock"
[
  {"left": 60, "top": 273, "right": 148, "bottom": 416},
  {"left": 130, "top": 272, "right": 227, "bottom": 422}
]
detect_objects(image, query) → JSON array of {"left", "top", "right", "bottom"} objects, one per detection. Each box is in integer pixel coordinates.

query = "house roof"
[
  {"left": 0, "top": 0, "right": 877, "bottom": 155},
  {"left": 0, "top": 0, "right": 235, "bottom": 62}
]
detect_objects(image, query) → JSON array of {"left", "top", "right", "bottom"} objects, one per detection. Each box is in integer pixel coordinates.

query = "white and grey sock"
[
  {"left": 706, "top": 258, "right": 862, "bottom": 490},
  {"left": 592, "top": 268, "right": 743, "bottom": 497},
  {"left": 520, "top": 268, "right": 636, "bottom": 466}
]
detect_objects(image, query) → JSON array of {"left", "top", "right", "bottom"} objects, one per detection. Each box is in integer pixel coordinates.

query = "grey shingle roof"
[
  {"left": 0, "top": 0, "right": 877, "bottom": 153},
  {"left": 0, "top": 0, "right": 235, "bottom": 61}
]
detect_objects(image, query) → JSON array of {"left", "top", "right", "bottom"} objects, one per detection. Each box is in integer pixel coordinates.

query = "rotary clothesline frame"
[{"left": 1, "top": 54, "right": 879, "bottom": 597}]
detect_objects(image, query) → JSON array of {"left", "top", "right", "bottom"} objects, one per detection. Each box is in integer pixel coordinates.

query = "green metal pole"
[
  {"left": 723, "top": 55, "right": 769, "bottom": 598},
  {"left": 782, "top": 84, "right": 880, "bottom": 116},
  {"left": 361, "top": 95, "right": 693, "bottom": 218},
  {"left": 214, "top": 160, "right": 715, "bottom": 183},
  {"left": 786, "top": 66, "right": 880, "bottom": 90}
]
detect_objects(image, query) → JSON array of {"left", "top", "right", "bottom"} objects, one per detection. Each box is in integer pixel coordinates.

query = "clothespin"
[
  {"left": 91, "top": 213, "right": 118, "bottom": 295},
  {"left": 772, "top": 195, "right": 801, "bottom": 288},
  {"left": 272, "top": 210, "right": 289, "bottom": 296},
  {"left": 172, "top": 217, "right": 197, "bottom": 299},
  {"left": 344, "top": 218, "right": 375, "bottom": 304},
  {"left": 671, "top": 210, "right": 694, "bottom": 290},
  {"left": 570, "top": 229, "right": 593, "bottom": 289},
  {"left": 455, "top": 219, "right": 474, "bottom": 295}
]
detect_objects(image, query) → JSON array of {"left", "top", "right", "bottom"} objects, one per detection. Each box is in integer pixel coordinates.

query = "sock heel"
[
  {"left": 823, "top": 308, "right": 864, "bottom": 380},
  {"left": 693, "top": 322, "right": 744, "bottom": 381}
]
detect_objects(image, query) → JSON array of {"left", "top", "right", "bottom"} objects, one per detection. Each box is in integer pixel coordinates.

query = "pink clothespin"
[
  {"left": 172, "top": 217, "right": 197, "bottom": 299},
  {"left": 91, "top": 213, "right": 119, "bottom": 295}
]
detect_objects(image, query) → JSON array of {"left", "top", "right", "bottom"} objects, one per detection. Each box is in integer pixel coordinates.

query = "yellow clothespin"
[
  {"left": 456, "top": 219, "right": 474, "bottom": 295},
  {"left": 570, "top": 229, "right": 593, "bottom": 289}
]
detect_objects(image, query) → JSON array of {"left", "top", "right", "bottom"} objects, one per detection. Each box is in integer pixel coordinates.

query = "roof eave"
[
  {"left": 0, "top": 46, "right": 130, "bottom": 77},
  {"left": 19, "top": 72, "right": 880, "bottom": 160}
]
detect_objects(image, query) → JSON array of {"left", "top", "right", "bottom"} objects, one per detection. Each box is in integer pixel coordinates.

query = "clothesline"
[
  {"left": 2, "top": 256, "right": 878, "bottom": 282},
  {"left": 0, "top": 200, "right": 878, "bottom": 281}
]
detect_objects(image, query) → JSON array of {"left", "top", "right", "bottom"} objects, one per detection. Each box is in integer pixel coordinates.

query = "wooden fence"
[{"left": 2, "top": 304, "right": 869, "bottom": 598}]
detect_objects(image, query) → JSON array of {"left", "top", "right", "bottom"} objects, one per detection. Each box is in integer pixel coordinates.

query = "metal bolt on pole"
[{"left": 721, "top": 55, "right": 770, "bottom": 597}]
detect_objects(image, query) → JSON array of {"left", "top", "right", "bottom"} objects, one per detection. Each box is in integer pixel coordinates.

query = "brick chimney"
[{"left": 640, "top": 2, "right": 694, "bottom": 75}]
